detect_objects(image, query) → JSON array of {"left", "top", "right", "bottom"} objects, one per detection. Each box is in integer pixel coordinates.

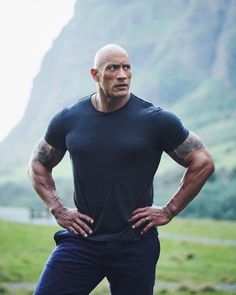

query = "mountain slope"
[{"left": 0, "top": 0, "right": 235, "bottom": 218}]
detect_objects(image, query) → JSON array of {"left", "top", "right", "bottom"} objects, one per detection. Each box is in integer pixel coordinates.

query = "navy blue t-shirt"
[{"left": 45, "top": 93, "right": 189, "bottom": 241}]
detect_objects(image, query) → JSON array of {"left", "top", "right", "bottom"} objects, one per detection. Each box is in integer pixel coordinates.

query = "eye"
[
  {"left": 123, "top": 64, "right": 131, "bottom": 71},
  {"left": 107, "top": 64, "right": 118, "bottom": 71}
]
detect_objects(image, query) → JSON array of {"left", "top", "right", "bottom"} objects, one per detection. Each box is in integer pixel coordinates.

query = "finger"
[
  {"left": 77, "top": 212, "right": 94, "bottom": 224},
  {"left": 68, "top": 225, "right": 80, "bottom": 235},
  {"left": 132, "top": 207, "right": 149, "bottom": 215},
  {"left": 71, "top": 222, "right": 89, "bottom": 237},
  {"left": 132, "top": 217, "right": 148, "bottom": 229},
  {"left": 75, "top": 218, "right": 93, "bottom": 234},
  {"left": 141, "top": 222, "right": 155, "bottom": 235},
  {"left": 130, "top": 212, "right": 147, "bottom": 222}
]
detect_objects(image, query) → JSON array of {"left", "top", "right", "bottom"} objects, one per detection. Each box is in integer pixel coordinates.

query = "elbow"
[
  {"left": 206, "top": 158, "right": 215, "bottom": 176},
  {"left": 202, "top": 154, "right": 215, "bottom": 178},
  {"left": 191, "top": 150, "right": 215, "bottom": 178}
]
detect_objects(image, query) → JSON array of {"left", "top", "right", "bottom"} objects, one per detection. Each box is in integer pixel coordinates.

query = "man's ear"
[{"left": 91, "top": 68, "right": 99, "bottom": 82}]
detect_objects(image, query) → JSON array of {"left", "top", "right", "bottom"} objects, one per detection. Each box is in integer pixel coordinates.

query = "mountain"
[{"left": 0, "top": 0, "right": 235, "bottom": 219}]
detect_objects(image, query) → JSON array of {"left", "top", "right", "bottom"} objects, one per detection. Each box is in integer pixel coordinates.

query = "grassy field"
[{"left": 0, "top": 218, "right": 235, "bottom": 294}]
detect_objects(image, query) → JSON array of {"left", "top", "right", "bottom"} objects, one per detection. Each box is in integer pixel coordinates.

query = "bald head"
[
  {"left": 93, "top": 44, "right": 129, "bottom": 69},
  {"left": 90, "top": 43, "right": 132, "bottom": 100}
]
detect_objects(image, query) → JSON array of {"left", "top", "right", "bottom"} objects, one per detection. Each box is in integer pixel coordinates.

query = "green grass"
[
  {"left": 158, "top": 239, "right": 236, "bottom": 283},
  {"left": 0, "top": 221, "right": 59, "bottom": 282},
  {"left": 0, "top": 218, "right": 236, "bottom": 295},
  {"left": 0, "top": 285, "right": 33, "bottom": 295},
  {"left": 160, "top": 218, "right": 236, "bottom": 240},
  {"left": 156, "top": 219, "right": 236, "bottom": 295}
]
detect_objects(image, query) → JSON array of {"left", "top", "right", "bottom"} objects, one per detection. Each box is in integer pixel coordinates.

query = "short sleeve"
[
  {"left": 44, "top": 109, "right": 67, "bottom": 151},
  {"left": 158, "top": 110, "right": 189, "bottom": 152}
]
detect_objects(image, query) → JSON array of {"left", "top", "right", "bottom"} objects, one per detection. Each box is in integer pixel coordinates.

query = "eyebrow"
[{"left": 106, "top": 63, "right": 131, "bottom": 68}]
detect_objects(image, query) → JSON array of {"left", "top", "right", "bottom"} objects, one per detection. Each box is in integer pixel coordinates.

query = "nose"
[{"left": 117, "top": 68, "right": 127, "bottom": 80}]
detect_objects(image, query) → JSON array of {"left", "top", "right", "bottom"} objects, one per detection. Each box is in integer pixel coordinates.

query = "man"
[{"left": 28, "top": 44, "right": 215, "bottom": 295}]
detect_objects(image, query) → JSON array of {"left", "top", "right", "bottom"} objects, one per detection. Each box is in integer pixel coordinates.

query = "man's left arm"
[{"left": 131, "top": 131, "right": 215, "bottom": 234}]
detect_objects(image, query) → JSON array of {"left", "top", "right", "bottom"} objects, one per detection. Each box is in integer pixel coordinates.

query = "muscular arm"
[
  {"left": 131, "top": 131, "right": 215, "bottom": 233},
  {"left": 165, "top": 131, "right": 215, "bottom": 216},
  {"left": 27, "top": 138, "right": 65, "bottom": 211},
  {"left": 27, "top": 138, "right": 93, "bottom": 236}
]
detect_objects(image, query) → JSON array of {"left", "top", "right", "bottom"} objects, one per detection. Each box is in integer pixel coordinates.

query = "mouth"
[{"left": 115, "top": 84, "right": 128, "bottom": 88}]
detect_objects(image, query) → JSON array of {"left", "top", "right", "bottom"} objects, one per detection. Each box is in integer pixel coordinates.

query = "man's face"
[{"left": 96, "top": 52, "right": 132, "bottom": 99}]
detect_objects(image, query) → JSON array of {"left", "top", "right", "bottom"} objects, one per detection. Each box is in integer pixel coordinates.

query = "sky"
[{"left": 0, "top": 0, "right": 76, "bottom": 142}]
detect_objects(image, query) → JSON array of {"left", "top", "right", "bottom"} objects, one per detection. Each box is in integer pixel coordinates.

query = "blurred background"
[{"left": 0, "top": 1, "right": 235, "bottom": 294}]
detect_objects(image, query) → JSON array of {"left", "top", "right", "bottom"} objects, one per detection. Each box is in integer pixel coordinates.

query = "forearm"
[
  {"left": 27, "top": 162, "right": 63, "bottom": 213},
  {"left": 27, "top": 139, "right": 93, "bottom": 235},
  {"left": 165, "top": 151, "right": 215, "bottom": 217},
  {"left": 131, "top": 134, "right": 215, "bottom": 233}
]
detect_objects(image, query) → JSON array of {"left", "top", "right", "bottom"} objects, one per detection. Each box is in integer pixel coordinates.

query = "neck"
[{"left": 93, "top": 91, "right": 130, "bottom": 113}]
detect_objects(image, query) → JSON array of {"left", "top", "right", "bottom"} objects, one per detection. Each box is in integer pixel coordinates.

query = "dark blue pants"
[{"left": 34, "top": 230, "right": 160, "bottom": 295}]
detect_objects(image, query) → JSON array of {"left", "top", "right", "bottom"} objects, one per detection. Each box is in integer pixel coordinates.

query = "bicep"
[
  {"left": 31, "top": 138, "right": 66, "bottom": 171},
  {"left": 167, "top": 131, "right": 205, "bottom": 167}
]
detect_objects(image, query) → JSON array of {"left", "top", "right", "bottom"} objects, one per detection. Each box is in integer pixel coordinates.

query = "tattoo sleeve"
[
  {"left": 32, "top": 139, "right": 65, "bottom": 171},
  {"left": 168, "top": 131, "right": 205, "bottom": 166}
]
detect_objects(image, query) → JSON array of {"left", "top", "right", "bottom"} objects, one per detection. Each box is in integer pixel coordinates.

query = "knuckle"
[
  {"left": 78, "top": 228, "right": 84, "bottom": 234},
  {"left": 72, "top": 222, "right": 80, "bottom": 230},
  {"left": 72, "top": 221, "right": 77, "bottom": 226},
  {"left": 75, "top": 218, "right": 82, "bottom": 224},
  {"left": 83, "top": 225, "right": 90, "bottom": 231}
]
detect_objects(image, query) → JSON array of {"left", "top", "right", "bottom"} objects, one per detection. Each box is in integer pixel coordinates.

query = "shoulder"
[
  {"left": 152, "top": 108, "right": 184, "bottom": 127},
  {"left": 44, "top": 95, "right": 91, "bottom": 150},
  {"left": 132, "top": 96, "right": 190, "bottom": 151},
  {"left": 131, "top": 93, "right": 155, "bottom": 108},
  {"left": 131, "top": 94, "right": 181, "bottom": 122},
  {"left": 46, "top": 95, "right": 91, "bottom": 132},
  {"left": 130, "top": 94, "right": 162, "bottom": 116},
  {"left": 51, "top": 95, "right": 91, "bottom": 122},
  {"left": 62, "top": 95, "right": 91, "bottom": 116}
]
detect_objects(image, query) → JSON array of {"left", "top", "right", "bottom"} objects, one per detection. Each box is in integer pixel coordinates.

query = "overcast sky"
[{"left": 0, "top": 0, "right": 76, "bottom": 142}]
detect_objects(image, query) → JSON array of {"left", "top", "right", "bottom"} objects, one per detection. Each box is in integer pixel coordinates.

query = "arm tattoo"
[
  {"left": 33, "top": 140, "right": 65, "bottom": 170},
  {"left": 173, "top": 131, "right": 205, "bottom": 159}
]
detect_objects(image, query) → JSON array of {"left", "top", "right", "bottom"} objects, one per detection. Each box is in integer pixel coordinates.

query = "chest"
[{"left": 65, "top": 114, "right": 161, "bottom": 163}]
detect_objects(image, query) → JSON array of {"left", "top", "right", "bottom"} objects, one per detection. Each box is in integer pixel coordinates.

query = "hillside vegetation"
[{"left": 0, "top": 0, "right": 235, "bottom": 219}]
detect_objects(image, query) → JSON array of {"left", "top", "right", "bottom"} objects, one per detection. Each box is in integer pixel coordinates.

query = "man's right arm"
[
  {"left": 27, "top": 138, "right": 65, "bottom": 211},
  {"left": 27, "top": 138, "right": 94, "bottom": 236}
]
